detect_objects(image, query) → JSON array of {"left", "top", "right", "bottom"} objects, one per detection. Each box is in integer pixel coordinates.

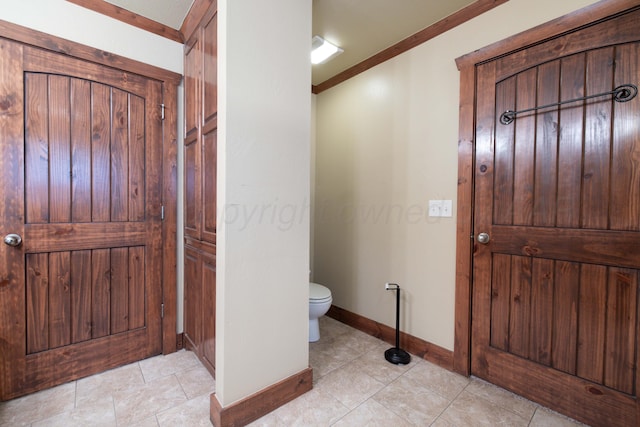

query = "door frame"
[
  {"left": 0, "top": 19, "right": 181, "bottom": 355},
  {"left": 453, "top": 0, "right": 640, "bottom": 376}
]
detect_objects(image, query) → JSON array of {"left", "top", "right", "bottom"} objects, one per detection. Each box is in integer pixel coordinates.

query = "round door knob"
[
  {"left": 477, "top": 232, "right": 490, "bottom": 244},
  {"left": 3, "top": 233, "right": 22, "bottom": 247}
]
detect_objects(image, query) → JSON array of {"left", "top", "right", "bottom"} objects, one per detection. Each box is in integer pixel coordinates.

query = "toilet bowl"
[{"left": 309, "top": 282, "right": 332, "bottom": 342}]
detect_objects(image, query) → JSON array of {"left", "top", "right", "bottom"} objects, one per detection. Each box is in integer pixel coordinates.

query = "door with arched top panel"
[
  {"left": 0, "top": 42, "right": 163, "bottom": 400},
  {"left": 472, "top": 8, "right": 640, "bottom": 427}
]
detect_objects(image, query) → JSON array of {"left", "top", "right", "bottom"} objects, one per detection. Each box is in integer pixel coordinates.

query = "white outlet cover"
[
  {"left": 428, "top": 199, "right": 453, "bottom": 217},
  {"left": 428, "top": 200, "right": 442, "bottom": 217}
]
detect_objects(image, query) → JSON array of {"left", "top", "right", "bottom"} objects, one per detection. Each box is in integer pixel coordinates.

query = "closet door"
[
  {"left": 201, "top": 249, "right": 216, "bottom": 374},
  {"left": 184, "top": 35, "right": 202, "bottom": 241},
  {"left": 182, "top": 5, "right": 217, "bottom": 377},
  {"left": 201, "top": 12, "right": 217, "bottom": 244},
  {"left": 183, "top": 246, "right": 202, "bottom": 351}
]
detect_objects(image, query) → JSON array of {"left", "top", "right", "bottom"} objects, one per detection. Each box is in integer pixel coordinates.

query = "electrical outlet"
[
  {"left": 429, "top": 199, "right": 452, "bottom": 217},
  {"left": 429, "top": 200, "right": 453, "bottom": 217},
  {"left": 428, "top": 200, "right": 442, "bottom": 217}
]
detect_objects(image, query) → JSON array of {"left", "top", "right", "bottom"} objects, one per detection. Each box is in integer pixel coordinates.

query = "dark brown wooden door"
[
  {"left": 0, "top": 43, "right": 163, "bottom": 400},
  {"left": 472, "top": 9, "right": 640, "bottom": 427},
  {"left": 182, "top": 7, "right": 217, "bottom": 377}
]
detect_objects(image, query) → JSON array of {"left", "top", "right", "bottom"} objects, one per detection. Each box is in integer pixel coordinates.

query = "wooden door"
[
  {"left": 184, "top": 9, "right": 217, "bottom": 245},
  {"left": 201, "top": 248, "right": 216, "bottom": 374},
  {"left": 182, "top": 7, "right": 217, "bottom": 377},
  {"left": 472, "top": 9, "right": 640, "bottom": 427},
  {"left": 183, "top": 246, "right": 202, "bottom": 351},
  {"left": 0, "top": 43, "right": 163, "bottom": 400},
  {"left": 184, "top": 34, "right": 202, "bottom": 242},
  {"left": 201, "top": 11, "right": 218, "bottom": 246}
]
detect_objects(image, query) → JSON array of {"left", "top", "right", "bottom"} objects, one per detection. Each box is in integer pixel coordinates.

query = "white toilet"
[{"left": 309, "top": 282, "right": 332, "bottom": 342}]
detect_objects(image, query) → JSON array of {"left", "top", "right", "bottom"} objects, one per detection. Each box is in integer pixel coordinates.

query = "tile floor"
[{"left": 0, "top": 316, "right": 587, "bottom": 426}]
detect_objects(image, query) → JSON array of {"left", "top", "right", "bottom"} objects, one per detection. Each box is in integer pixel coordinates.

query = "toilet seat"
[{"left": 310, "top": 282, "right": 332, "bottom": 303}]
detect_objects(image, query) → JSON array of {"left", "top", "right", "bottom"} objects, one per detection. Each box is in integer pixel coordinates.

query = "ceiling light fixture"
[{"left": 311, "top": 35, "right": 343, "bottom": 65}]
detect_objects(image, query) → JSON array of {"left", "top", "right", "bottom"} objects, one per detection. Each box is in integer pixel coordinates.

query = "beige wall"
[
  {"left": 313, "top": 0, "right": 600, "bottom": 351},
  {"left": 217, "top": 0, "right": 312, "bottom": 406}
]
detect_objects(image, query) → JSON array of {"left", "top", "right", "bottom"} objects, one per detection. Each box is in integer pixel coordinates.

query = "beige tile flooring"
[
  {"left": 0, "top": 348, "right": 214, "bottom": 427},
  {"left": 0, "top": 316, "right": 587, "bottom": 426}
]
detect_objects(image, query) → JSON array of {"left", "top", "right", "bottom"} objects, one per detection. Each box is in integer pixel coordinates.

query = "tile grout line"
[
  {"left": 327, "top": 398, "right": 358, "bottom": 426},
  {"left": 427, "top": 374, "right": 470, "bottom": 426},
  {"left": 370, "top": 375, "right": 417, "bottom": 426},
  {"left": 527, "top": 407, "right": 539, "bottom": 427}
]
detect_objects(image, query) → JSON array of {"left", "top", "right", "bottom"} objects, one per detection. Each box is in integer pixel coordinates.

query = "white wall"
[
  {"left": 0, "top": 0, "right": 186, "bottom": 331},
  {"left": 216, "top": 0, "right": 311, "bottom": 406},
  {"left": 313, "top": 0, "right": 600, "bottom": 351}
]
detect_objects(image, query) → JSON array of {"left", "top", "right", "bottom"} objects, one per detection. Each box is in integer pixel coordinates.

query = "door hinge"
[
  {"left": 161, "top": 205, "right": 165, "bottom": 220},
  {"left": 161, "top": 303, "right": 164, "bottom": 318},
  {"left": 160, "top": 103, "right": 165, "bottom": 121}
]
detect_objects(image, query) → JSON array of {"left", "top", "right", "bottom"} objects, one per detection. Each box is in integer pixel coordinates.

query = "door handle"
[
  {"left": 477, "top": 232, "right": 490, "bottom": 244},
  {"left": 3, "top": 233, "right": 22, "bottom": 247}
]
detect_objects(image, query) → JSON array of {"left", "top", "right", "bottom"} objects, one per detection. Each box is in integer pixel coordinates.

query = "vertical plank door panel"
[
  {"left": 128, "top": 246, "right": 145, "bottom": 329},
  {"left": 529, "top": 258, "right": 553, "bottom": 365},
  {"left": 582, "top": 48, "right": 613, "bottom": 230},
  {"left": 48, "top": 75, "right": 72, "bottom": 224},
  {"left": 71, "top": 79, "right": 92, "bottom": 223},
  {"left": 493, "top": 77, "right": 515, "bottom": 225},
  {"left": 91, "top": 249, "right": 111, "bottom": 338},
  {"left": 110, "top": 89, "right": 129, "bottom": 222},
  {"left": 110, "top": 247, "right": 129, "bottom": 334},
  {"left": 71, "top": 250, "right": 92, "bottom": 343},
  {"left": 48, "top": 251, "right": 71, "bottom": 348},
  {"left": 490, "top": 254, "right": 511, "bottom": 351},
  {"left": 512, "top": 69, "right": 537, "bottom": 226},
  {"left": 533, "top": 61, "right": 560, "bottom": 227},
  {"left": 576, "top": 263, "right": 607, "bottom": 383},
  {"left": 551, "top": 261, "right": 579, "bottom": 375},
  {"left": 508, "top": 255, "right": 531, "bottom": 358},
  {"left": 604, "top": 268, "right": 637, "bottom": 394},
  {"left": 556, "top": 53, "right": 585, "bottom": 228},
  {"left": 91, "top": 83, "right": 111, "bottom": 223},
  {"left": 128, "top": 95, "right": 145, "bottom": 222},
  {"left": 25, "top": 73, "right": 49, "bottom": 224},
  {"left": 26, "top": 253, "right": 49, "bottom": 354}
]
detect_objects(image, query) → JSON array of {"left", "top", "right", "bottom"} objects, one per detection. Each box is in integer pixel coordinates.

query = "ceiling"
[
  {"left": 103, "top": 0, "right": 194, "bottom": 30},
  {"left": 104, "top": 0, "right": 478, "bottom": 86}
]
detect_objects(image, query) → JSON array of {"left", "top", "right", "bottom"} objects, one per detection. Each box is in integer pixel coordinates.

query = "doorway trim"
[
  {"left": 452, "top": 0, "right": 640, "bottom": 376},
  {"left": 0, "top": 19, "right": 182, "bottom": 355}
]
